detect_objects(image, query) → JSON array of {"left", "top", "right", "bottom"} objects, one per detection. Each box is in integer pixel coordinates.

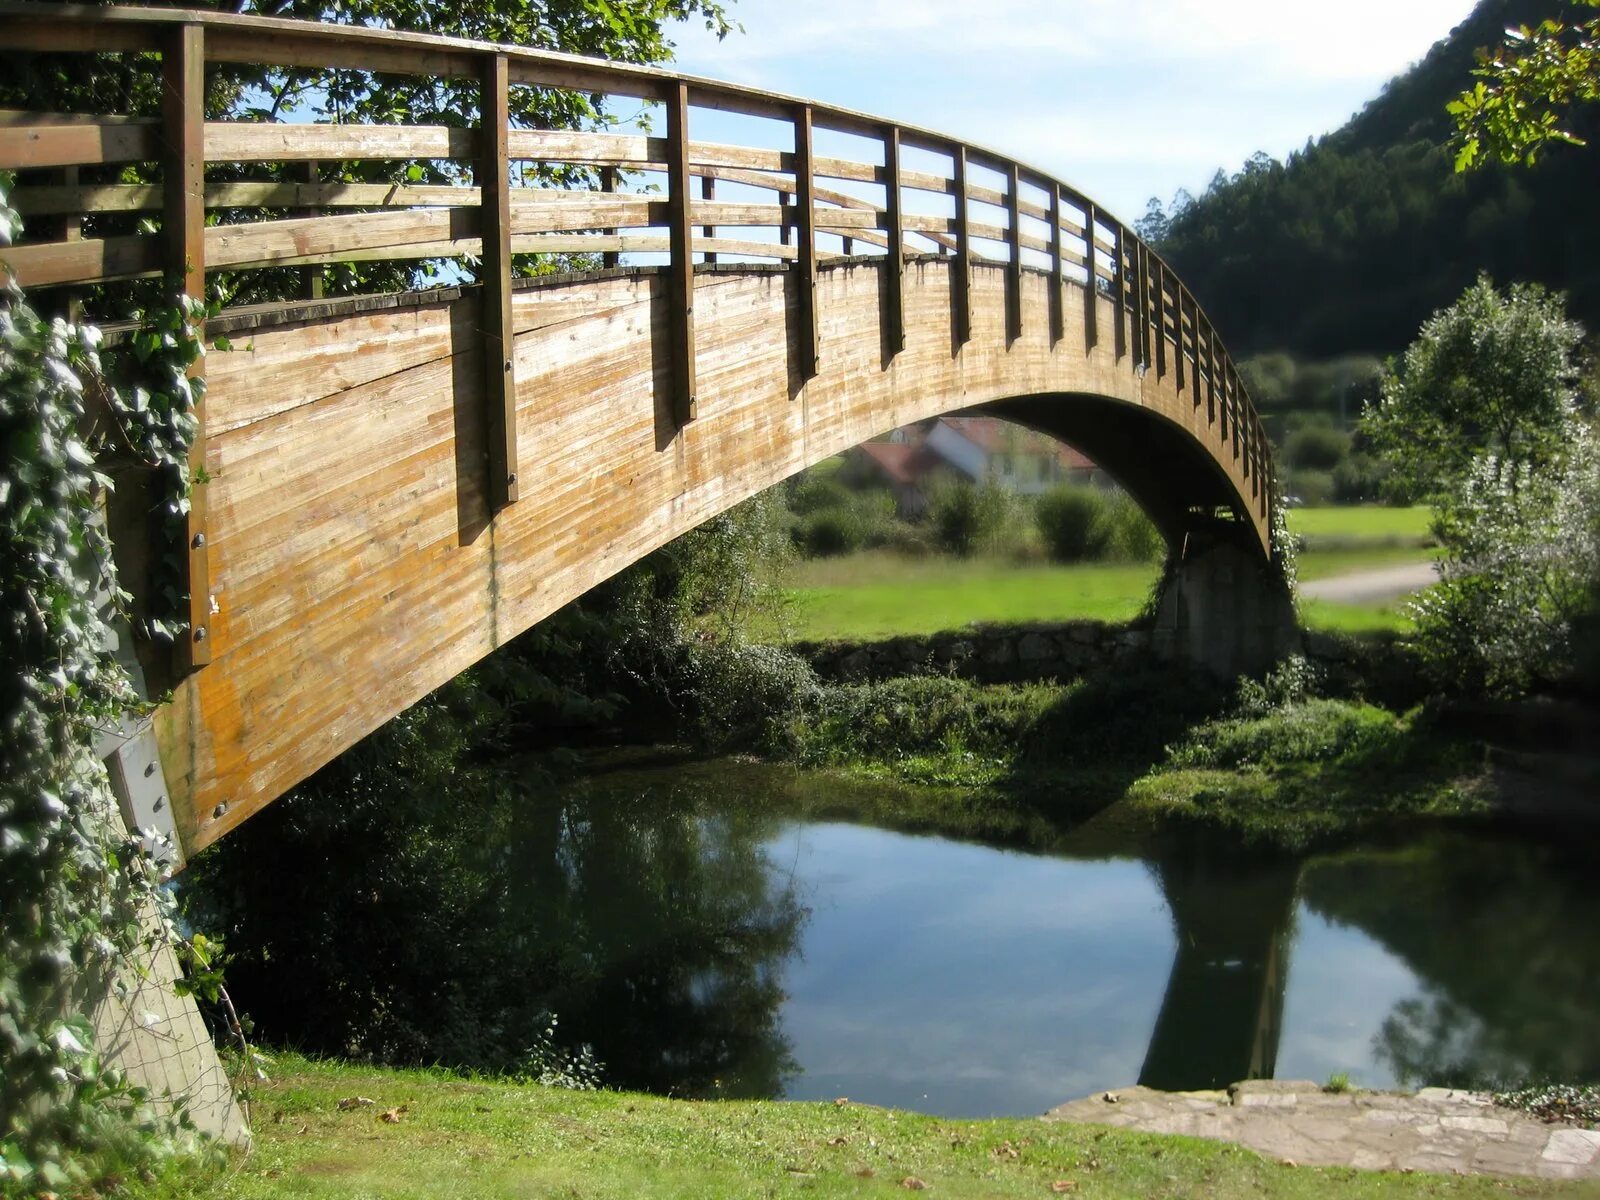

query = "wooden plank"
[
  {"left": 665, "top": 80, "right": 696, "bottom": 426},
  {"left": 792, "top": 104, "right": 819, "bottom": 380},
  {"left": 0, "top": 121, "right": 159, "bottom": 169},
  {"left": 1005, "top": 162, "right": 1022, "bottom": 343},
  {"left": 600, "top": 166, "right": 620, "bottom": 269},
  {"left": 164, "top": 22, "right": 210, "bottom": 671},
  {"left": 205, "top": 121, "right": 476, "bottom": 163},
  {"left": 1187, "top": 291, "right": 1202, "bottom": 402},
  {"left": 877, "top": 126, "right": 905, "bottom": 358},
  {"left": 953, "top": 144, "right": 971, "bottom": 346},
  {"left": 0, "top": 234, "right": 159, "bottom": 288},
  {"left": 479, "top": 53, "right": 517, "bottom": 511},
  {"left": 1048, "top": 184, "right": 1065, "bottom": 345},
  {"left": 1082, "top": 200, "right": 1098, "bottom": 350}
]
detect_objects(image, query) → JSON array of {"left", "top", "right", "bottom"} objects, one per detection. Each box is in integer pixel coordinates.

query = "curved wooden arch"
[{"left": 0, "top": 5, "right": 1275, "bottom": 856}]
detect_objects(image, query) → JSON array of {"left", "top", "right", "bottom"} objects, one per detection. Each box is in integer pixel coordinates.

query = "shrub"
[
  {"left": 1035, "top": 486, "right": 1162, "bottom": 563},
  {"left": 1283, "top": 422, "right": 1350, "bottom": 471},
  {"left": 1035, "top": 485, "right": 1106, "bottom": 561},
  {"left": 926, "top": 478, "right": 1016, "bottom": 557},
  {"left": 1096, "top": 490, "right": 1165, "bottom": 563},
  {"left": 795, "top": 507, "right": 865, "bottom": 557}
]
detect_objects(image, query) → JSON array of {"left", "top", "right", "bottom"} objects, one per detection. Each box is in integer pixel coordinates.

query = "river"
[{"left": 483, "top": 756, "right": 1599, "bottom": 1117}]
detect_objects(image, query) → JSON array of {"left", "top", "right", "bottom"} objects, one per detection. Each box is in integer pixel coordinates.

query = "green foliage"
[
  {"left": 0, "top": 176, "right": 210, "bottom": 1194},
  {"left": 1033, "top": 486, "right": 1102, "bottom": 561},
  {"left": 925, "top": 478, "right": 1019, "bottom": 557},
  {"left": 1033, "top": 486, "right": 1164, "bottom": 565},
  {"left": 1452, "top": 0, "right": 1600, "bottom": 169},
  {"left": 1363, "top": 275, "right": 1584, "bottom": 504},
  {"left": 1410, "top": 430, "right": 1600, "bottom": 694}
]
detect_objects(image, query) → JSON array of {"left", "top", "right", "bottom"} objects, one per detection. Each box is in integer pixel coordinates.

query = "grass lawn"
[
  {"left": 135, "top": 1055, "right": 1588, "bottom": 1200},
  {"left": 1287, "top": 506, "right": 1433, "bottom": 545},
  {"left": 771, "top": 541, "right": 1431, "bottom": 642}
]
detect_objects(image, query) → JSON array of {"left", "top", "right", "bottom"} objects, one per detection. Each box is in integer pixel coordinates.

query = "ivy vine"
[{"left": 0, "top": 172, "right": 237, "bottom": 1195}]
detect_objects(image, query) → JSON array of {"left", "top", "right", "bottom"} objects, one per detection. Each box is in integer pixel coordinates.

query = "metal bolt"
[
  {"left": 507, "top": 472, "right": 518, "bottom": 487},
  {"left": 192, "top": 532, "right": 206, "bottom": 548},
  {"left": 503, "top": 359, "right": 512, "bottom": 373},
  {"left": 211, "top": 803, "right": 228, "bottom": 820},
  {"left": 193, "top": 626, "right": 207, "bottom": 643}
]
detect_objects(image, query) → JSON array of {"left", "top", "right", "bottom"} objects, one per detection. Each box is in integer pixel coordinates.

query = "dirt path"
[{"left": 1300, "top": 561, "right": 1438, "bottom": 605}]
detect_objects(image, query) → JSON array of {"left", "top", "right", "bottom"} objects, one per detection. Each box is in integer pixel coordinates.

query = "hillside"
[{"left": 1151, "top": 0, "right": 1599, "bottom": 362}]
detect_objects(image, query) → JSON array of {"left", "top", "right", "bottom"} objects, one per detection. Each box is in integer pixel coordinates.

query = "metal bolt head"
[
  {"left": 211, "top": 803, "right": 228, "bottom": 820},
  {"left": 507, "top": 472, "right": 518, "bottom": 487},
  {"left": 193, "top": 626, "right": 208, "bottom": 643},
  {"left": 192, "top": 532, "right": 206, "bottom": 549}
]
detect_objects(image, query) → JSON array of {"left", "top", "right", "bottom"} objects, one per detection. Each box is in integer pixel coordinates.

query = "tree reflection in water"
[
  {"left": 190, "top": 760, "right": 808, "bottom": 1096},
  {"left": 1300, "top": 831, "right": 1600, "bottom": 1089}
]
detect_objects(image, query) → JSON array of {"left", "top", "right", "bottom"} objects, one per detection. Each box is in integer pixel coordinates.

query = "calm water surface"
[{"left": 516, "top": 759, "right": 1600, "bottom": 1118}]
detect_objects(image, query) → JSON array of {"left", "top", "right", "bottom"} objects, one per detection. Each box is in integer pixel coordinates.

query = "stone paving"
[{"left": 1043, "top": 1080, "right": 1600, "bottom": 1181}]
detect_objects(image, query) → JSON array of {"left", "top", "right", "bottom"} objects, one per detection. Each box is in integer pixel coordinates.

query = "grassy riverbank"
[
  {"left": 135, "top": 1055, "right": 1590, "bottom": 1200},
  {"left": 762, "top": 655, "right": 1491, "bottom": 851}
]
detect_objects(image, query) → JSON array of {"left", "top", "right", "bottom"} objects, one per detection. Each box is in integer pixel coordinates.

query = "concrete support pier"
[{"left": 1152, "top": 525, "right": 1299, "bottom": 679}]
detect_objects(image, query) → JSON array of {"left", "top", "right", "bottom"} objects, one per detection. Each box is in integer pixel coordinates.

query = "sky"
[{"left": 664, "top": 0, "right": 1481, "bottom": 225}]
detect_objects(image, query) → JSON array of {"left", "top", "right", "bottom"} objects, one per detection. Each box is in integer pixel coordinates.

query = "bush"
[
  {"left": 926, "top": 478, "right": 1017, "bottom": 557},
  {"left": 1283, "top": 422, "right": 1350, "bottom": 471},
  {"left": 795, "top": 507, "right": 865, "bottom": 557},
  {"left": 1035, "top": 486, "right": 1163, "bottom": 564},
  {"left": 1097, "top": 491, "right": 1165, "bottom": 563},
  {"left": 1035, "top": 485, "right": 1105, "bottom": 561}
]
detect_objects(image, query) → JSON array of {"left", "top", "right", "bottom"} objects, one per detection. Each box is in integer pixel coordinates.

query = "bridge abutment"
[{"left": 1151, "top": 526, "right": 1299, "bottom": 680}]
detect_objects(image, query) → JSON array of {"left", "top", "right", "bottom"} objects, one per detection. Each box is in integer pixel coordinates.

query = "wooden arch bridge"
[{"left": 2, "top": 3, "right": 1281, "bottom": 864}]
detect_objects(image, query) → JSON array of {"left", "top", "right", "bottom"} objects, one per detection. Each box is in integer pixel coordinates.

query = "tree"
[
  {"left": 1365, "top": 276, "right": 1596, "bottom": 695},
  {"left": 1361, "top": 275, "right": 1583, "bottom": 505},
  {"left": 1451, "top": 0, "right": 1599, "bottom": 170}
]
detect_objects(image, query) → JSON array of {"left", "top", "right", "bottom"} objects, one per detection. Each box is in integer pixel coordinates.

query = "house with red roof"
[{"left": 845, "top": 417, "right": 1104, "bottom": 516}]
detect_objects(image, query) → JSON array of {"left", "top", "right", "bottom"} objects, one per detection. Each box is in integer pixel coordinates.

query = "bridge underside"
[{"left": 131, "top": 258, "right": 1269, "bottom": 856}]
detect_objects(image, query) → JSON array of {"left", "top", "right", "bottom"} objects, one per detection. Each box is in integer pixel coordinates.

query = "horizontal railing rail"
[{"left": 0, "top": 2, "right": 1274, "bottom": 671}]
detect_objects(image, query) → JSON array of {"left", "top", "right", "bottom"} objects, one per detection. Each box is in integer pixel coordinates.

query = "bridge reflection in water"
[{"left": 3, "top": 2, "right": 1287, "bottom": 865}]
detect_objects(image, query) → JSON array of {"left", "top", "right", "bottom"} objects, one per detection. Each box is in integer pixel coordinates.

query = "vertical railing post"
[
  {"left": 1220, "top": 359, "right": 1233, "bottom": 445},
  {"left": 699, "top": 172, "right": 717, "bottom": 265},
  {"left": 952, "top": 144, "right": 971, "bottom": 345},
  {"left": 793, "top": 103, "right": 819, "bottom": 380},
  {"left": 478, "top": 52, "right": 518, "bottom": 512},
  {"left": 666, "top": 80, "right": 697, "bottom": 425},
  {"left": 1134, "top": 241, "right": 1151, "bottom": 369},
  {"left": 1111, "top": 223, "right": 1127, "bottom": 361},
  {"left": 162, "top": 22, "right": 210, "bottom": 669},
  {"left": 1082, "top": 199, "right": 1098, "bottom": 350},
  {"left": 1047, "top": 184, "right": 1064, "bottom": 345},
  {"left": 1172, "top": 281, "right": 1184, "bottom": 395},
  {"left": 1205, "top": 323, "right": 1218, "bottom": 424},
  {"left": 1187, "top": 294, "right": 1202, "bottom": 401},
  {"left": 600, "top": 165, "right": 620, "bottom": 269},
  {"left": 882, "top": 124, "right": 906, "bottom": 357},
  {"left": 1152, "top": 256, "right": 1167, "bottom": 379},
  {"left": 293, "top": 160, "right": 324, "bottom": 300},
  {"left": 1005, "top": 162, "right": 1022, "bottom": 343}
]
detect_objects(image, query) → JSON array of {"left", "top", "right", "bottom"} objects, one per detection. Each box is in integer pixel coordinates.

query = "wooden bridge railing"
[{"left": 0, "top": 2, "right": 1274, "bottom": 668}]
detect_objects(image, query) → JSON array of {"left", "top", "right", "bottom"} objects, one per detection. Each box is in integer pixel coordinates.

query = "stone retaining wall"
[{"left": 795, "top": 621, "right": 1155, "bottom": 684}]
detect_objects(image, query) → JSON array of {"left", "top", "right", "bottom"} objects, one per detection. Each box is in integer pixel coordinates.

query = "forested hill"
[{"left": 1148, "top": 0, "right": 1599, "bottom": 361}]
